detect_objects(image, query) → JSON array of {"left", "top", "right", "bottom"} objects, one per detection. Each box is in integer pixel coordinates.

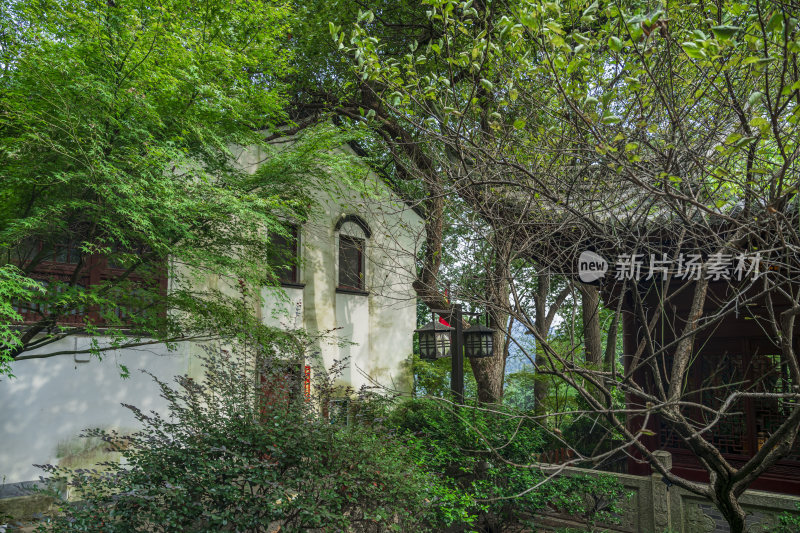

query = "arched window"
[{"left": 336, "top": 215, "right": 371, "bottom": 292}]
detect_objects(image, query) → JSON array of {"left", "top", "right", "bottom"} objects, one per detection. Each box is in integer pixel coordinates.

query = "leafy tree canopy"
[
  {"left": 0, "top": 0, "right": 361, "bottom": 376},
  {"left": 339, "top": 1, "right": 800, "bottom": 531}
]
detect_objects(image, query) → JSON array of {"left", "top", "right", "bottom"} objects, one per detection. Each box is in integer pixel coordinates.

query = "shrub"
[
  {"left": 411, "top": 352, "right": 478, "bottom": 399},
  {"left": 35, "top": 345, "right": 630, "bottom": 533},
  {"left": 385, "top": 398, "right": 629, "bottom": 532},
  {"left": 777, "top": 503, "right": 800, "bottom": 533},
  {"left": 36, "top": 347, "right": 440, "bottom": 532}
]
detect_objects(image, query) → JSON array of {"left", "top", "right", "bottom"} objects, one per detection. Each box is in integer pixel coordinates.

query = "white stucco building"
[{"left": 0, "top": 145, "right": 423, "bottom": 495}]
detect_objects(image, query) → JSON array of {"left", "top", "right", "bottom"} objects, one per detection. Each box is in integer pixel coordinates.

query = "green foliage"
[
  {"left": 777, "top": 503, "right": 800, "bottom": 533},
  {"left": 0, "top": 264, "right": 43, "bottom": 378},
  {"left": 37, "top": 346, "right": 438, "bottom": 532},
  {"left": 34, "top": 347, "right": 630, "bottom": 533},
  {"left": 536, "top": 293, "right": 625, "bottom": 428},
  {"left": 0, "top": 0, "right": 363, "bottom": 371},
  {"left": 386, "top": 398, "right": 630, "bottom": 531},
  {"left": 343, "top": 0, "right": 800, "bottom": 221},
  {"left": 503, "top": 369, "right": 537, "bottom": 411},
  {"left": 412, "top": 351, "right": 477, "bottom": 399},
  {"left": 536, "top": 474, "right": 631, "bottom": 530}
]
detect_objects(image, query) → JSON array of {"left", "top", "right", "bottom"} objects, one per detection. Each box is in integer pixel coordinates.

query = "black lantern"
[
  {"left": 463, "top": 323, "right": 495, "bottom": 358},
  {"left": 414, "top": 321, "right": 453, "bottom": 359}
]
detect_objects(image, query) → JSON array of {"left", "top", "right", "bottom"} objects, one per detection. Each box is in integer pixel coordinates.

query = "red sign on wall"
[{"left": 304, "top": 365, "right": 311, "bottom": 402}]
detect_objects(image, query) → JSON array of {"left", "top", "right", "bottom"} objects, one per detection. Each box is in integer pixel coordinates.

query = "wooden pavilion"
[{"left": 601, "top": 275, "right": 800, "bottom": 495}]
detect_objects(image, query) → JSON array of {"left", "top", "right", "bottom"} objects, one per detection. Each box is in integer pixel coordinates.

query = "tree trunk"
[
  {"left": 713, "top": 486, "right": 747, "bottom": 533},
  {"left": 471, "top": 343, "right": 505, "bottom": 404},
  {"left": 533, "top": 273, "right": 552, "bottom": 417},
  {"left": 579, "top": 284, "right": 603, "bottom": 367},
  {"left": 533, "top": 346, "right": 550, "bottom": 416},
  {"left": 470, "top": 235, "right": 510, "bottom": 404}
]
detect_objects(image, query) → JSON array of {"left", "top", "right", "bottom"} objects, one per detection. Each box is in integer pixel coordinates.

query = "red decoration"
[{"left": 304, "top": 365, "right": 311, "bottom": 402}]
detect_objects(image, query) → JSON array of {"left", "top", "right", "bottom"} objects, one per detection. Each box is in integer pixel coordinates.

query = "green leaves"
[
  {"left": 0, "top": 0, "right": 360, "bottom": 364},
  {"left": 0, "top": 265, "right": 43, "bottom": 376},
  {"left": 546, "top": 21, "right": 565, "bottom": 35},
  {"left": 39, "top": 350, "right": 440, "bottom": 532},
  {"left": 743, "top": 56, "right": 777, "bottom": 69},
  {"left": 573, "top": 33, "right": 591, "bottom": 45},
  {"left": 582, "top": 0, "right": 599, "bottom": 18},
  {"left": 748, "top": 91, "right": 764, "bottom": 106},
  {"left": 711, "top": 25, "right": 742, "bottom": 41},
  {"left": 766, "top": 12, "right": 784, "bottom": 34},
  {"left": 387, "top": 398, "right": 629, "bottom": 529},
  {"left": 682, "top": 42, "right": 706, "bottom": 60}
]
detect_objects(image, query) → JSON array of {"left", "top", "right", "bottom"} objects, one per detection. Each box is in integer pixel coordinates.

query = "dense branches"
[{"left": 339, "top": 0, "right": 800, "bottom": 530}]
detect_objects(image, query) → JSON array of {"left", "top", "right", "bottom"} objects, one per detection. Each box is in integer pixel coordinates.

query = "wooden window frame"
[
  {"left": 13, "top": 239, "right": 167, "bottom": 326},
  {"left": 268, "top": 225, "right": 301, "bottom": 286},
  {"left": 338, "top": 235, "right": 365, "bottom": 292}
]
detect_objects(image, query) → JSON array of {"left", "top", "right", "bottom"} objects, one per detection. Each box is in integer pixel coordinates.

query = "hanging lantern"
[
  {"left": 463, "top": 323, "right": 495, "bottom": 358},
  {"left": 414, "top": 321, "right": 453, "bottom": 359}
]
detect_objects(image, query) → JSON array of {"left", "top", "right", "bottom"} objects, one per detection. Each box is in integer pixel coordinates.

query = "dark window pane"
[
  {"left": 328, "top": 398, "right": 350, "bottom": 425},
  {"left": 114, "top": 287, "right": 149, "bottom": 321},
  {"left": 699, "top": 353, "right": 747, "bottom": 455},
  {"left": 17, "top": 237, "right": 167, "bottom": 327},
  {"left": 52, "top": 240, "right": 80, "bottom": 264},
  {"left": 54, "top": 244, "right": 69, "bottom": 263},
  {"left": 268, "top": 226, "right": 298, "bottom": 284},
  {"left": 339, "top": 236, "right": 363, "bottom": 290},
  {"left": 68, "top": 242, "right": 81, "bottom": 264}
]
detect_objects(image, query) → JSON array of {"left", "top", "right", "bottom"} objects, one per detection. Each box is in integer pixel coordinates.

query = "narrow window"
[
  {"left": 338, "top": 235, "right": 364, "bottom": 290},
  {"left": 53, "top": 240, "right": 81, "bottom": 265},
  {"left": 268, "top": 225, "right": 299, "bottom": 285}
]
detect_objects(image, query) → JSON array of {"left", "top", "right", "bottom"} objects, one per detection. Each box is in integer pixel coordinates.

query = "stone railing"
[{"left": 535, "top": 451, "right": 800, "bottom": 533}]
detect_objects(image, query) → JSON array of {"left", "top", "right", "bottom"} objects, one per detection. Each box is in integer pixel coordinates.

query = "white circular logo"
[{"left": 578, "top": 250, "right": 608, "bottom": 283}]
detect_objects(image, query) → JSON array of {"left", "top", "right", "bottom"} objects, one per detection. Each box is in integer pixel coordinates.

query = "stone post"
[{"left": 651, "top": 450, "right": 673, "bottom": 532}]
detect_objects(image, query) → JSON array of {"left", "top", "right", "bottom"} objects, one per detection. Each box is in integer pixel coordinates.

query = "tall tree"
[
  {"left": 345, "top": 0, "right": 800, "bottom": 530},
  {"left": 0, "top": 0, "right": 356, "bottom": 375},
  {"left": 284, "top": 0, "right": 525, "bottom": 403}
]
